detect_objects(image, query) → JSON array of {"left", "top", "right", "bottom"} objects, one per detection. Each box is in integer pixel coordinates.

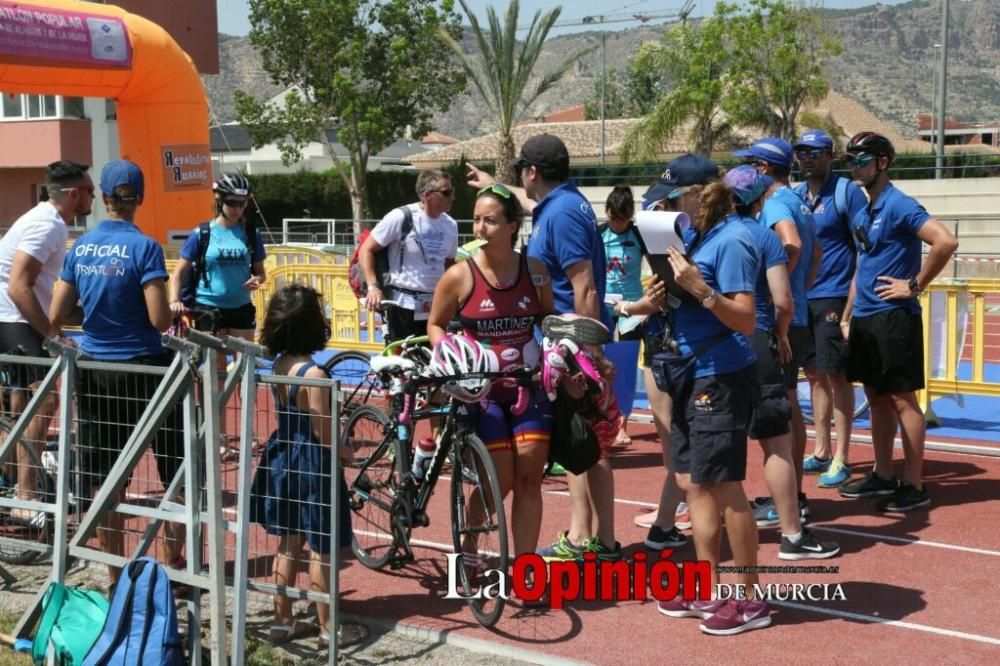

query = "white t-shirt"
[
  {"left": 0, "top": 201, "right": 69, "bottom": 323},
  {"left": 371, "top": 203, "right": 458, "bottom": 313}
]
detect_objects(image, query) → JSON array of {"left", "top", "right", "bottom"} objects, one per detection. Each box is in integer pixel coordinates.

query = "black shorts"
[
  {"left": 193, "top": 301, "right": 256, "bottom": 332},
  {"left": 384, "top": 305, "right": 429, "bottom": 344},
  {"left": 782, "top": 325, "right": 815, "bottom": 389},
  {"left": 0, "top": 322, "right": 49, "bottom": 387},
  {"left": 808, "top": 298, "right": 849, "bottom": 375},
  {"left": 670, "top": 364, "right": 759, "bottom": 484},
  {"left": 846, "top": 308, "right": 924, "bottom": 395},
  {"left": 748, "top": 330, "right": 791, "bottom": 440},
  {"left": 77, "top": 355, "right": 185, "bottom": 499}
]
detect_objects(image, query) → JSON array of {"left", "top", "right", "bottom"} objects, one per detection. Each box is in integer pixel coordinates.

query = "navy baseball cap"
[
  {"left": 724, "top": 165, "right": 774, "bottom": 205},
  {"left": 794, "top": 129, "right": 834, "bottom": 151},
  {"left": 511, "top": 133, "right": 570, "bottom": 172},
  {"left": 642, "top": 153, "right": 719, "bottom": 205},
  {"left": 99, "top": 159, "right": 144, "bottom": 201},
  {"left": 733, "top": 137, "right": 794, "bottom": 167}
]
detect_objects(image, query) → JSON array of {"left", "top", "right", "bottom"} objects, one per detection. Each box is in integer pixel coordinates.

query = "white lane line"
[
  {"left": 541, "top": 489, "right": 1000, "bottom": 557},
  {"left": 771, "top": 600, "right": 1000, "bottom": 646}
]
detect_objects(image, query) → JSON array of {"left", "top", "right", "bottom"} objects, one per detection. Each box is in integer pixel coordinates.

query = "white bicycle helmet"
[{"left": 429, "top": 334, "right": 498, "bottom": 402}]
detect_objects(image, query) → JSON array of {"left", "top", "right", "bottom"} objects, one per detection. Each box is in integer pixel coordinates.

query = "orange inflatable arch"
[{"left": 0, "top": 0, "right": 211, "bottom": 243}]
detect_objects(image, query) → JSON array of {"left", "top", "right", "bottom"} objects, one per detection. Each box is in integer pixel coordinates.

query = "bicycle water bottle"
[{"left": 411, "top": 437, "right": 436, "bottom": 481}]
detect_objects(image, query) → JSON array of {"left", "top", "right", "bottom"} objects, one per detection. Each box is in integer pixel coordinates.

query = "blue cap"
[
  {"left": 724, "top": 165, "right": 774, "bottom": 205},
  {"left": 642, "top": 153, "right": 719, "bottom": 205},
  {"left": 733, "top": 137, "right": 794, "bottom": 167},
  {"left": 794, "top": 129, "right": 834, "bottom": 151},
  {"left": 99, "top": 159, "right": 144, "bottom": 201}
]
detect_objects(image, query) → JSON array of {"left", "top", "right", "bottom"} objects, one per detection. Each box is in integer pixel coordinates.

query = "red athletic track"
[{"left": 5, "top": 399, "right": 998, "bottom": 664}]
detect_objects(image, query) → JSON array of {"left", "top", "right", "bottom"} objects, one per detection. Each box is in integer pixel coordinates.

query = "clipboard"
[{"left": 633, "top": 211, "right": 700, "bottom": 307}]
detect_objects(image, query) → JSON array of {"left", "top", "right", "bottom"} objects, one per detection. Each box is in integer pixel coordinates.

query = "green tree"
[
  {"left": 797, "top": 110, "right": 847, "bottom": 152},
  {"left": 234, "top": 0, "right": 466, "bottom": 222},
  {"left": 583, "top": 64, "right": 665, "bottom": 121},
  {"left": 583, "top": 69, "right": 630, "bottom": 121},
  {"left": 441, "top": 0, "right": 595, "bottom": 183},
  {"left": 725, "top": 0, "right": 842, "bottom": 140}
]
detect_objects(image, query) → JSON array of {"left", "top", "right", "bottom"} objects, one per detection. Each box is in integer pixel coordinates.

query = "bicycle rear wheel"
[
  {"left": 343, "top": 404, "right": 400, "bottom": 570},
  {"left": 0, "top": 417, "right": 52, "bottom": 565},
  {"left": 449, "top": 432, "right": 508, "bottom": 628},
  {"left": 796, "top": 373, "right": 870, "bottom": 425}
]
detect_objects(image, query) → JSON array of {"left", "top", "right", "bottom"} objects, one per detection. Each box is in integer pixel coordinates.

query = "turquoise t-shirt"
[
  {"left": 601, "top": 222, "right": 645, "bottom": 304},
  {"left": 180, "top": 221, "right": 266, "bottom": 308}
]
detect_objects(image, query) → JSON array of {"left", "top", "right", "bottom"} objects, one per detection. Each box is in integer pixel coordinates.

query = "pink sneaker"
[
  {"left": 699, "top": 599, "right": 772, "bottom": 635},
  {"left": 657, "top": 597, "right": 727, "bottom": 619},
  {"left": 675, "top": 502, "right": 692, "bottom": 530}
]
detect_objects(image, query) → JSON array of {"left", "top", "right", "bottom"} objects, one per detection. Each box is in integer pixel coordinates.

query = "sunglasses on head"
[
  {"left": 847, "top": 154, "right": 876, "bottom": 168},
  {"left": 223, "top": 198, "right": 248, "bottom": 208},
  {"left": 477, "top": 183, "right": 512, "bottom": 199},
  {"left": 61, "top": 186, "right": 95, "bottom": 196},
  {"left": 795, "top": 148, "right": 827, "bottom": 160}
]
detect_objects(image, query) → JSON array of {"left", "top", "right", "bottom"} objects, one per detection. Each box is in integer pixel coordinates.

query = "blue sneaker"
[
  {"left": 817, "top": 460, "right": 851, "bottom": 488},
  {"left": 803, "top": 455, "right": 831, "bottom": 474},
  {"left": 751, "top": 497, "right": 779, "bottom": 527}
]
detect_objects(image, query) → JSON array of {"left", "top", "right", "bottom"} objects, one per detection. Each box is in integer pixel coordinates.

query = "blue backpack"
[{"left": 82, "top": 557, "right": 183, "bottom": 666}]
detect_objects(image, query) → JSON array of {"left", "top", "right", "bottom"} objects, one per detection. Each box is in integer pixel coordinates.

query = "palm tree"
[{"left": 441, "top": 0, "right": 595, "bottom": 183}]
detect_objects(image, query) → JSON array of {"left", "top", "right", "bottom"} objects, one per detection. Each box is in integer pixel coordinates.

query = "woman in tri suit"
[{"left": 427, "top": 184, "right": 554, "bottom": 557}]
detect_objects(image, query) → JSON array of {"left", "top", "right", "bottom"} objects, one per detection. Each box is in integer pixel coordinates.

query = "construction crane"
[{"left": 520, "top": 2, "right": 696, "bottom": 164}]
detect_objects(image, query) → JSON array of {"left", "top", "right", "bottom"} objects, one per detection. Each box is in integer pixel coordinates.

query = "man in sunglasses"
[
  {"left": 733, "top": 137, "right": 822, "bottom": 521},
  {"left": 0, "top": 160, "right": 92, "bottom": 524},
  {"left": 838, "top": 132, "right": 957, "bottom": 513},
  {"left": 791, "top": 130, "right": 869, "bottom": 490},
  {"left": 360, "top": 168, "right": 458, "bottom": 342}
]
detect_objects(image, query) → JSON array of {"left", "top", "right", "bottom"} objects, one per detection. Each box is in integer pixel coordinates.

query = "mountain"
[{"left": 203, "top": 0, "right": 1000, "bottom": 142}]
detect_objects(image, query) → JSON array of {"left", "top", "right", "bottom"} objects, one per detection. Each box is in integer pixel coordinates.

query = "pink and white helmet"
[{"left": 429, "top": 333, "right": 499, "bottom": 402}]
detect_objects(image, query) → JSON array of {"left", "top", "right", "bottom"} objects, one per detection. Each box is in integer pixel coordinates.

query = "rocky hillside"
[{"left": 203, "top": 0, "right": 1000, "bottom": 140}]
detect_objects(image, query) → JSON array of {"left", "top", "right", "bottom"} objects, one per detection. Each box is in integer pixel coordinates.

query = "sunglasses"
[
  {"left": 223, "top": 198, "right": 248, "bottom": 208},
  {"left": 847, "top": 154, "right": 876, "bottom": 169},
  {"left": 431, "top": 188, "right": 454, "bottom": 197},
  {"left": 795, "top": 149, "right": 827, "bottom": 160},
  {"left": 477, "top": 183, "right": 512, "bottom": 199},
  {"left": 62, "top": 186, "right": 95, "bottom": 196},
  {"left": 853, "top": 224, "right": 872, "bottom": 253}
]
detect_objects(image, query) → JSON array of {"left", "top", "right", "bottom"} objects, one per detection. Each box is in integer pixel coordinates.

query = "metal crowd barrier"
[{"left": 0, "top": 332, "right": 344, "bottom": 665}]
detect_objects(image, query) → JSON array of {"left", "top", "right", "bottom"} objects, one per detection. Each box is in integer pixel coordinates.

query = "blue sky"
[{"left": 217, "top": 0, "right": 917, "bottom": 37}]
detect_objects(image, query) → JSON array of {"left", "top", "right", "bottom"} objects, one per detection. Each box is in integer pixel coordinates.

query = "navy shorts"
[
  {"left": 846, "top": 308, "right": 924, "bottom": 395},
  {"left": 670, "top": 364, "right": 759, "bottom": 484},
  {"left": 808, "top": 297, "right": 849, "bottom": 375},
  {"left": 782, "top": 325, "right": 814, "bottom": 389},
  {"left": 748, "top": 330, "right": 791, "bottom": 440}
]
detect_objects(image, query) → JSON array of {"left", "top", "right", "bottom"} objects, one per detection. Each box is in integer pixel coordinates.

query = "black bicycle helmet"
[
  {"left": 213, "top": 172, "right": 251, "bottom": 197},
  {"left": 845, "top": 132, "right": 895, "bottom": 161}
]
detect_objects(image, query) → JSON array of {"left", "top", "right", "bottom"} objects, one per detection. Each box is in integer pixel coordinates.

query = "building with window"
[{"left": 0, "top": 1, "right": 218, "bottom": 230}]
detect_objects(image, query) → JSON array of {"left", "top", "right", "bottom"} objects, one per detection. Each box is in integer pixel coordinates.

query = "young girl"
[{"left": 251, "top": 284, "right": 365, "bottom": 649}]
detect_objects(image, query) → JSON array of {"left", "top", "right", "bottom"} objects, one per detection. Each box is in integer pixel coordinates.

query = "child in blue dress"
[{"left": 251, "top": 284, "right": 365, "bottom": 649}]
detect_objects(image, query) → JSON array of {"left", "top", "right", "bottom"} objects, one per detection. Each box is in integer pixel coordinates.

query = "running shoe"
[
  {"left": 817, "top": 460, "right": 851, "bottom": 488},
  {"left": 581, "top": 537, "right": 623, "bottom": 562},
  {"left": 751, "top": 497, "right": 780, "bottom": 527},
  {"left": 877, "top": 482, "right": 930, "bottom": 513},
  {"left": 699, "top": 599, "right": 772, "bottom": 636},
  {"left": 537, "top": 531, "right": 584, "bottom": 561},
  {"left": 802, "top": 455, "right": 831, "bottom": 474},
  {"left": 675, "top": 502, "right": 692, "bottom": 530},
  {"left": 657, "top": 597, "right": 727, "bottom": 619},
  {"left": 645, "top": 525, "right": 687, "bottom": 550},
  {"left": 839, "top": 471, "right": 897, "bottom": 498},
  {"left": 542, "top": 313, "right": 611, "bottom": 346},
  {"left": 778, "top": 529, "right": 840, "bottom": 560}
]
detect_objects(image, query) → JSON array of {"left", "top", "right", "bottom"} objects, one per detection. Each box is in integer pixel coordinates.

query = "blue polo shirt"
[
  {"left": 180, "top": 221, "right": 267, "bottom": 308},
  {"left": 673, "top": 216, "right": 758, "bottom": 378},
  {"left": 60, "top": 220, "right": 169, "bottom": 360},
  {"left": 759, "top": 186, "right": 816, "bottom": 327},
  {"left": 527, "top": 181, "right": 610, "bottom": 327},
  {"left": 852, "top": 183, "right": 930, "bottom": 317},
  {"left": 795, "top": 175, "right": 867, "bottom": 299},
  {"left": 738, "top": 215, "right": 788, "bottom": 333}
]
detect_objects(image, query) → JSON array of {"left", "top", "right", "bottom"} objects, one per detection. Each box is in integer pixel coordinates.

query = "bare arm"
[
  {"left": 527, "top": 257, "right": 555, "bottom": 317},
  {"left": 873, "top": 218, "right": 959, "bottom": 301},
  {"left": 667, "top": 247, "right": 756, "bottom": 335},
  {"left": 169, "top": 258, "right": 193, "bottom": 314},
  {"left": 772, "top": 220, "right": 802, "bottom": 273},
  {"left": 8, "top": 251, "right": 57, "bottom": 338},
  {"left": 48, "top": 280, "right": 81, "bottom": 331},
  {"left": 302, "top": 367, "right": 352, "bottom": 460},
  {"left": 360, "top": 233, "right": 386, "bottom": 311},
  {"left": 806, "top": 240, "right": 823, "bottom": 290},
  {"left": 143, "top": 278, "right": 172, "bottom": 332},
  {"left": 615, "top": 275, "right": 667, "bottom": 316},
  {"left": 766, "top": 263, "right": 793, "bottom": 363},
  {"left": 564, "top": 259, "right": 601, "bottom": 320},
  {"left": 426, "top": 263, "right": 469, "bottom": 348},
  {"left": 465, "top": 162, "right": 535, "bottom": 214}
]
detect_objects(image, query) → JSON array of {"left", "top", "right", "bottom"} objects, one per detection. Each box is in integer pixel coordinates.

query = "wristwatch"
[
  {"left": 701, "top": 290, "right": 718, "bottom": 309},
  {"left": 908, "top": 277, "right": 923, "bottom": 295}
]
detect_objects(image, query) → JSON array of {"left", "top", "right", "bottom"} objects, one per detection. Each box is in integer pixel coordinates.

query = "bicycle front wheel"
[
  {"left": 343, "top": 404, "right": 400, "bottom": 570},
  {"left": 449, "top": 432, "right": 508, "bottom": 628}
]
